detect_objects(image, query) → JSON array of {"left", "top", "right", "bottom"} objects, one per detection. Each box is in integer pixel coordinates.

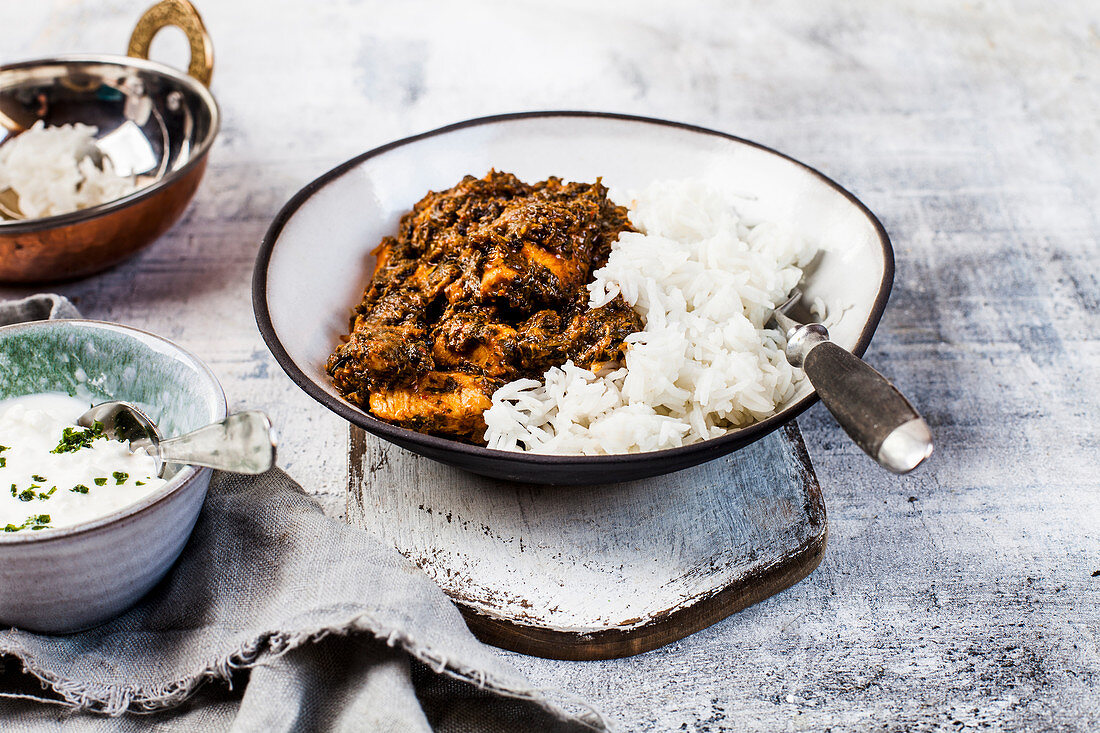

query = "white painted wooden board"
[
  {"left": 346, "top": 423, "right": 825, "bottom": 658},
  {"left": 2, "top": 0, "right": 1099, "bottom": 729}
]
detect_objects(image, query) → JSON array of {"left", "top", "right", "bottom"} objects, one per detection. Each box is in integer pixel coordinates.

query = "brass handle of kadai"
[{"left": 127, "top": 0, "right": 214, "bottom": 87}]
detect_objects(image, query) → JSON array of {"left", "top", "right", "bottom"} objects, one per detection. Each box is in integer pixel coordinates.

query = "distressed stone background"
[{"left": 2, "top": 1, "right": 1098, "bottom": 729}]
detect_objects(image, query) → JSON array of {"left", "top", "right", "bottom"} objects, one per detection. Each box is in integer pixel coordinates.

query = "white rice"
[
  {"left": 483, "top": 178, "right": 819, "bottom": 455},
  {"left": 0, "top": 121, "right": 138, "bottom": 219}
]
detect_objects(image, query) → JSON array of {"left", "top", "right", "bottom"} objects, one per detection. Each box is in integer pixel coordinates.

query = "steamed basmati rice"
[
  {"left": 483, "top": 178, "right": 818, "bottom": 455},
  {"left": 0, "top": 121, "right": 138, "bottom": 219}
]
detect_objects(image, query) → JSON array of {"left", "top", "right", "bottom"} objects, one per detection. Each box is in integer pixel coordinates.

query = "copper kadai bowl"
[{"left": 0, "top": 0, "right": 219, "bottom": 283}]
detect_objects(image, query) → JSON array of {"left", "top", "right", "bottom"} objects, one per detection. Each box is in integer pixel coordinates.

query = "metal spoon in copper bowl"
[{"left": 77, "top": 402, "right": 277, "bottom": 476}]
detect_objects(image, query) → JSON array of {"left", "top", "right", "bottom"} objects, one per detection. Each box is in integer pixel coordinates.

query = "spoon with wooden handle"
[
  {"left": 77, "top": 402, "right": 277, "bottom": 476},
  {"left": 770, "top": 289, "right": 933, "bottom": 474}
]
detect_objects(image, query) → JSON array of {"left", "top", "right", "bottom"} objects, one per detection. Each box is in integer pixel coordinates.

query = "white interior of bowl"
[{"left": 265, "top": 115, "right": 887, "bottom": 423}]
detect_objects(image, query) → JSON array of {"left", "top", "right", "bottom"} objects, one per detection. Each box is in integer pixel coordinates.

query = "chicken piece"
[
  {"left": 441, "top": 248, "right": 485, "bottom": 304},
  {"left": 400, "top": 171, "right": 532, "bottom": 257},
  {"left": 564, "top": 297, "right": 643, "bottom": 370},
  {"left": 352, "top": 289, "right": 424, "bottom": 330},
  {"left": 513, "top": 298, "right": 642, "bottom": 374},
  {"left": 327, "top": 325, "right": 433, "bottom": 403},
  {"left": 369, "top": 371, "right": 501, "bottom": 439},
  {"left": 431, "top": 307, "right": 518, "bottom": 377},
  {"left": 515, "top": 309, "right": 570, "bottom": 373},
  {"left": 475, "top": 199, "right": 600, "bottom": 308},
  {"left": 371, "top": 238, "right": 393, "bottom": 276},
  {"left": 531, "top": 175, "right": 633, "bottom": 267}
]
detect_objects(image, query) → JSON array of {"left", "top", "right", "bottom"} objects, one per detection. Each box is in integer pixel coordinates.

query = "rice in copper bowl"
[{"left": 0, "top": 121, "right": 138, "bottom": 219}]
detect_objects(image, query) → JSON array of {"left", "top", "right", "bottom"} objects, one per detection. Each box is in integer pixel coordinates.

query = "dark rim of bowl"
[
  {"left": 253, "top": 110, "right": 895, "bottom": 468},
  {"left": 0, "top": 318, "right": 227, "bottom": 544},
  {"left": 0, "top": 54, "right": 220, "bottom": 233}
]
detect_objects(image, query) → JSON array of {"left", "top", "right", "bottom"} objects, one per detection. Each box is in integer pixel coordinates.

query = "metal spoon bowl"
[
  {"left": 78, "top": 401, "right": 277, "bottom": 476},
  {"left": 0, "top": 188, "right": 21, "bottom": 220}
]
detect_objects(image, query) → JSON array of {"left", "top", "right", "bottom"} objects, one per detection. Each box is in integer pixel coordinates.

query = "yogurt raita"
[{"left": 0, "top": 393, "right": 166, "bottom": 533}]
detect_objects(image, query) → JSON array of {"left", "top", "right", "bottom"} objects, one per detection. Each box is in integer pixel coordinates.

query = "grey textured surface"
[{"left": 2, "top": 0, "right": 1098, "bottom": 729}]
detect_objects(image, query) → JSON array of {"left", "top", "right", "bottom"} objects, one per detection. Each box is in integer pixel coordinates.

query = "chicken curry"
[{"left": 326, "top": 171, "right": 642, "bottom": 441}]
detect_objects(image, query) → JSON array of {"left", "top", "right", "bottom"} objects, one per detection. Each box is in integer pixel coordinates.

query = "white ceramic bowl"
[
  {"left": 0, "top": 320, "right": 226, "bottom": 633},
  {"left": 255, "top": 112, "right": 892, "bottom": 484}
]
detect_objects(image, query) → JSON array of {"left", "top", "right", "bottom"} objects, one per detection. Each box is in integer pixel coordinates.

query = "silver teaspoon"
[
  {"left": 77, "top": 402, "right": 277, "bottom": 476},
  {"left": 771, "top": 289, "right": 933, "bottom": 474}
]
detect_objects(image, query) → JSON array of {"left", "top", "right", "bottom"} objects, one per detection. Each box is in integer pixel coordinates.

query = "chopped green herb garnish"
[
  {"left": 51, "top": 424, "right": 106, "bottom": 454},
  {"left": 70, "top": 484, "right": 90, "bottom": 494},
  {"left": 0, "top": 457, "right": 6, "bottom": 468},
  {"left": 3, "top": 513, "right": 51, "bottom": 532},
  {"left": 0, "top": 445, "right": 9, "bottom": 452},
  {"left": 31, "top": 474, "right": 46, "bottom": 482},
  {"left": 9, "top": 484, "right": 15, "bottom": 497},
  {"left": 112, "top": 471, "right": 129, "bottom": 485},
  {"left": 43, "top": 486, "right": 57, "bottom": 498},
  {"left": 18, "top": 488, "right": 36, "bottom": 502},
  {"left": 93, "top": 477, "right": 108, "bottom": 486},
  {"left": 136, "top": 481, "right": 146, "bottom": 486}
]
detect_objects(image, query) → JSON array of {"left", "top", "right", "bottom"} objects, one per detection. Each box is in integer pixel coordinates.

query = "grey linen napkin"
[
  {"left": 0, "top": 293, "right": 82, "bottom": 324},
  {"left": 0, "top": 295, "right": 606, "bottom": 732}
]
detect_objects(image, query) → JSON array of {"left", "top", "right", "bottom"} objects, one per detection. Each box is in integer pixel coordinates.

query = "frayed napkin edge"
[
  {"left": 1, "top": 610, "right": 610, "bottom": 731},
  {"left": 0, "top": 294, "right": 80, "bottom": 326}
]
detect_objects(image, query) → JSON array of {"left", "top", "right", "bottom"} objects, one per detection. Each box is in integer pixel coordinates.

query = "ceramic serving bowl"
[
  {"left": 0, "top": 0, "right": 218, "bottom": 283},
  {"left": 254, "top": 112, "right": 893, "bottom": 485},
  {"left": 0, "top": 319, "right": 226, "bottom": 633}
]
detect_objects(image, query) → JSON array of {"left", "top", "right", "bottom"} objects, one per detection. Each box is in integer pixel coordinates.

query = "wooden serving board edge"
[
  {"left": 458, "top": 525, "right": 827, "bottom": 661},
  {"left": 350, "top": 422, "right": 827, "bottom": 661},
  {"left": 459, "top": 425, "right": 825, "bottom": 659}
]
